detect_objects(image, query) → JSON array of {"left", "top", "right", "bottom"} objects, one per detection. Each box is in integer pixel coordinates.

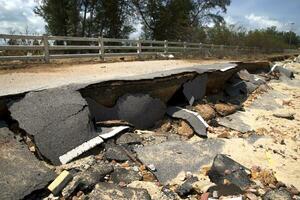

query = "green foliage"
[
  {"left": 132, "top": 0, "right": 231, "bottom": 40},
  {"left": 35, "top": 0, "right": 134, "bottom": 38}
]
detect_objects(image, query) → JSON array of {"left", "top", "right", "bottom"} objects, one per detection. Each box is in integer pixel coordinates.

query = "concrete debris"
[
  {"left": 116, "top": 94, "right": 167, "bottom": 129},
  {"left": 166, "top": 106, "right": 209, "bottom": 137},
  {"left": 128, "top": 181, "right": 170, "bottom": 200},
  {"left": 263, "top": 188, "right": 292, "bottom": 200},
  {"left": 194, "top": 104, "right": 216, "bottom": 120},
  {"left": 183, "top": 74, "right": 208, "bottom": 105},
  {"left": 9, "top": 88, "right": 98, "bottom": 165},
  {"left": 116, "top": 132, "right": 142, "bottom": 145},
  {"left": 273, "top": 112, "right": 295, "bottom": 120},
  {"left": 0, "top": 126, "right": 55, "bottom": 200},
  {"left": 135, "top": 139, "right": 224, "bottom": 184},
  {"left": 98, "top": 126, "right": 130, "bottom": 139},
  {"left": 48, "top": 170, "right": 73, "bottom": 196},
  {"left": 208, "top": 154, "right": 251, "bottom": 190},
  {"left": 271, "top": 63, "right": 294, "bottom": 79},
  {"left": 111, "top": 168, "right": 142, "bottom": 184},
  {"left": 88, "top": 182, "right": 151, "bottom": 200}
]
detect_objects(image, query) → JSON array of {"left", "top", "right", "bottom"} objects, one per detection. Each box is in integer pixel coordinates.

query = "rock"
[
  {"left": 208, "top": 154, "right": 251, "bottom": 190},
  {"left": 160, "top": 120, "right": 172, "bottom": 132},
  {"left": 200, "top": 192, "right": 210, "bottom": 200},
  {"left": 245, "top": 192, "right": 258, "bottom": 200},
  {"left": 116, "top": 94, "right": 167, "bottom": 129},
  {"left": 177, "top": 121, "right": 194, "bottom": 138},
  {"left": 88, "top": 182, "right": 151, "bottom": 200},
  {"left": 116, "top": 132, "right": 142, "bottom": 145},
  {"left": 208, "top": 184, "right": 244, "bottom": 197},
  {"left": 81, "top": 163, "right": 114, "bottom": 187},
  {"left": 166, "top": 106, "right": 209, "bottom": 137},
  {"left": 175, "top": 176, "right": 198, "bottom": 197},
  {"left": 128, "top": 181, "right": 169, "bottom": 200},
  {"left": 273, "top": 112, "right": 295, "bottom": 120},
  {"left": 147, "top": 164, "right": 156, "bottom": 172},
  {"left": 194, "top": 104, "right": 216, "bottom": 120},
  {"left": 250, "top": 167, "right": 277, "bottom": 186},
  {"left": 111, "top": 168, "right": 142, "bottom": 184},
  {"left": 62, "top": 163, "right": 113, "bottom": 197},
  {"left": 214, "top": 103, "right": 239, "bottom": 116},
  {"left": 105, "top": 145, "right": 130, "bottom": 162},
  {"left": 183, "top": 74, "right": 208, "bottom": 105},
  {"left": 263, "top": 189, "right": 292, "bottom": 200},
  {"left": 135, "top": 139, "right": 224, "bottom": 184},
  {"left": 0, "top": 126, "right": 55, "bottom": 200},
  {"left": 192, "top": 180, "right": 216, "bottom": 194},
  {"left": 8, "top": 87, "right": 98, "bottom": 165}
]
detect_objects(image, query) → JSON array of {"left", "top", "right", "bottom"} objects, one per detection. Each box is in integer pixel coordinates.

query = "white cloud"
[
  {"left": 245, "top": 14, "right": 283, "bottom": 29},
  {"left": 0, "top": 0, "right": 45, "bottom": 34}
]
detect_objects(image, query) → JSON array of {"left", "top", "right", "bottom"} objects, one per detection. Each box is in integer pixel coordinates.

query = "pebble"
[{"left": 147, "top": 164, "right": 156, "bottom": 171}]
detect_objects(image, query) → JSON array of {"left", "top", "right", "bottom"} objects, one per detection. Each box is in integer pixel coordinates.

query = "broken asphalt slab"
[
  {"left": 217, "top": 112, "right": 253, "bottom": 133},
  {"left": 183, "top": 74, "right": 208, "bottom": 105},
  {"left": 8, "top": 87, "right": 98, "bottom": 165},
  {"left": 0, "top": 126, "right": 55, "bottom": 200},
  {"left": 208, "top": 154, "right": 251, "bottom": 190},
  {"left": 166, "top": 106, "right": 209, "bottom": 137},
  {"left": 135, "top": 139, "right": 224, "bottom": 184}
]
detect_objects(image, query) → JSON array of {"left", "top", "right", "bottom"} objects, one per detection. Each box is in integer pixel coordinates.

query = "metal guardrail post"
[
  {"left": 99, "top": 37, "right": 105, "bottom": 61},
  {"left": 43, "top": 34, "right": 49, "bottom": 63},
  {"left": 164, "top": 40, "right": 168, "bottom": 54}
]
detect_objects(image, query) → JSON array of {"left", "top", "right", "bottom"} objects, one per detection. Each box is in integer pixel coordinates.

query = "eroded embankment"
[{"left": 0, "top": 56, "right": 299, "bottom": 200}]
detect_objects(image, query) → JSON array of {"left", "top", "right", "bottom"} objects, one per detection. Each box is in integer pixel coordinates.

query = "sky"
[{"left": 0, "top": 0, "right": 299, "bottom": 36}]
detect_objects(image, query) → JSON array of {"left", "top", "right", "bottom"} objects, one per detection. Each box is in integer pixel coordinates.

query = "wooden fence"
[{"left": 0, "top": 34, "right": 283, "bottom": 63}]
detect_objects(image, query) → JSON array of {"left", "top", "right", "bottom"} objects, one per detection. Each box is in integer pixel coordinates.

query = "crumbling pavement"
[{"left": 0, "top": 57, "right": 300, "bottom": 199}]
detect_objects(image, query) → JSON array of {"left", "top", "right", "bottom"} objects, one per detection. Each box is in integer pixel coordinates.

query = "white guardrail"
[{"left": 0, "top": 34, "right": 284, "bottom": 63}]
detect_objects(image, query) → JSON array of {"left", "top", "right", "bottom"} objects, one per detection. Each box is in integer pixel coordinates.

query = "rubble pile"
[{"left": 0, "top": 57, "right": 300, "bottom": 199}]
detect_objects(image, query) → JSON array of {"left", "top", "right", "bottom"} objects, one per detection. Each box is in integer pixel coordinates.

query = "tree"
[
  {"left": 35, "top": 0, "right": 134, "bottom": 38},
  {"left": 131, "top": 0, "right": 231, "bottom": 40}
]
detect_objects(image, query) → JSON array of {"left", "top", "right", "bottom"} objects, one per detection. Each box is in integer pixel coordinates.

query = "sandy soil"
[{"left": 0, "top": 59, "right": 233, "bottom": 97}]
